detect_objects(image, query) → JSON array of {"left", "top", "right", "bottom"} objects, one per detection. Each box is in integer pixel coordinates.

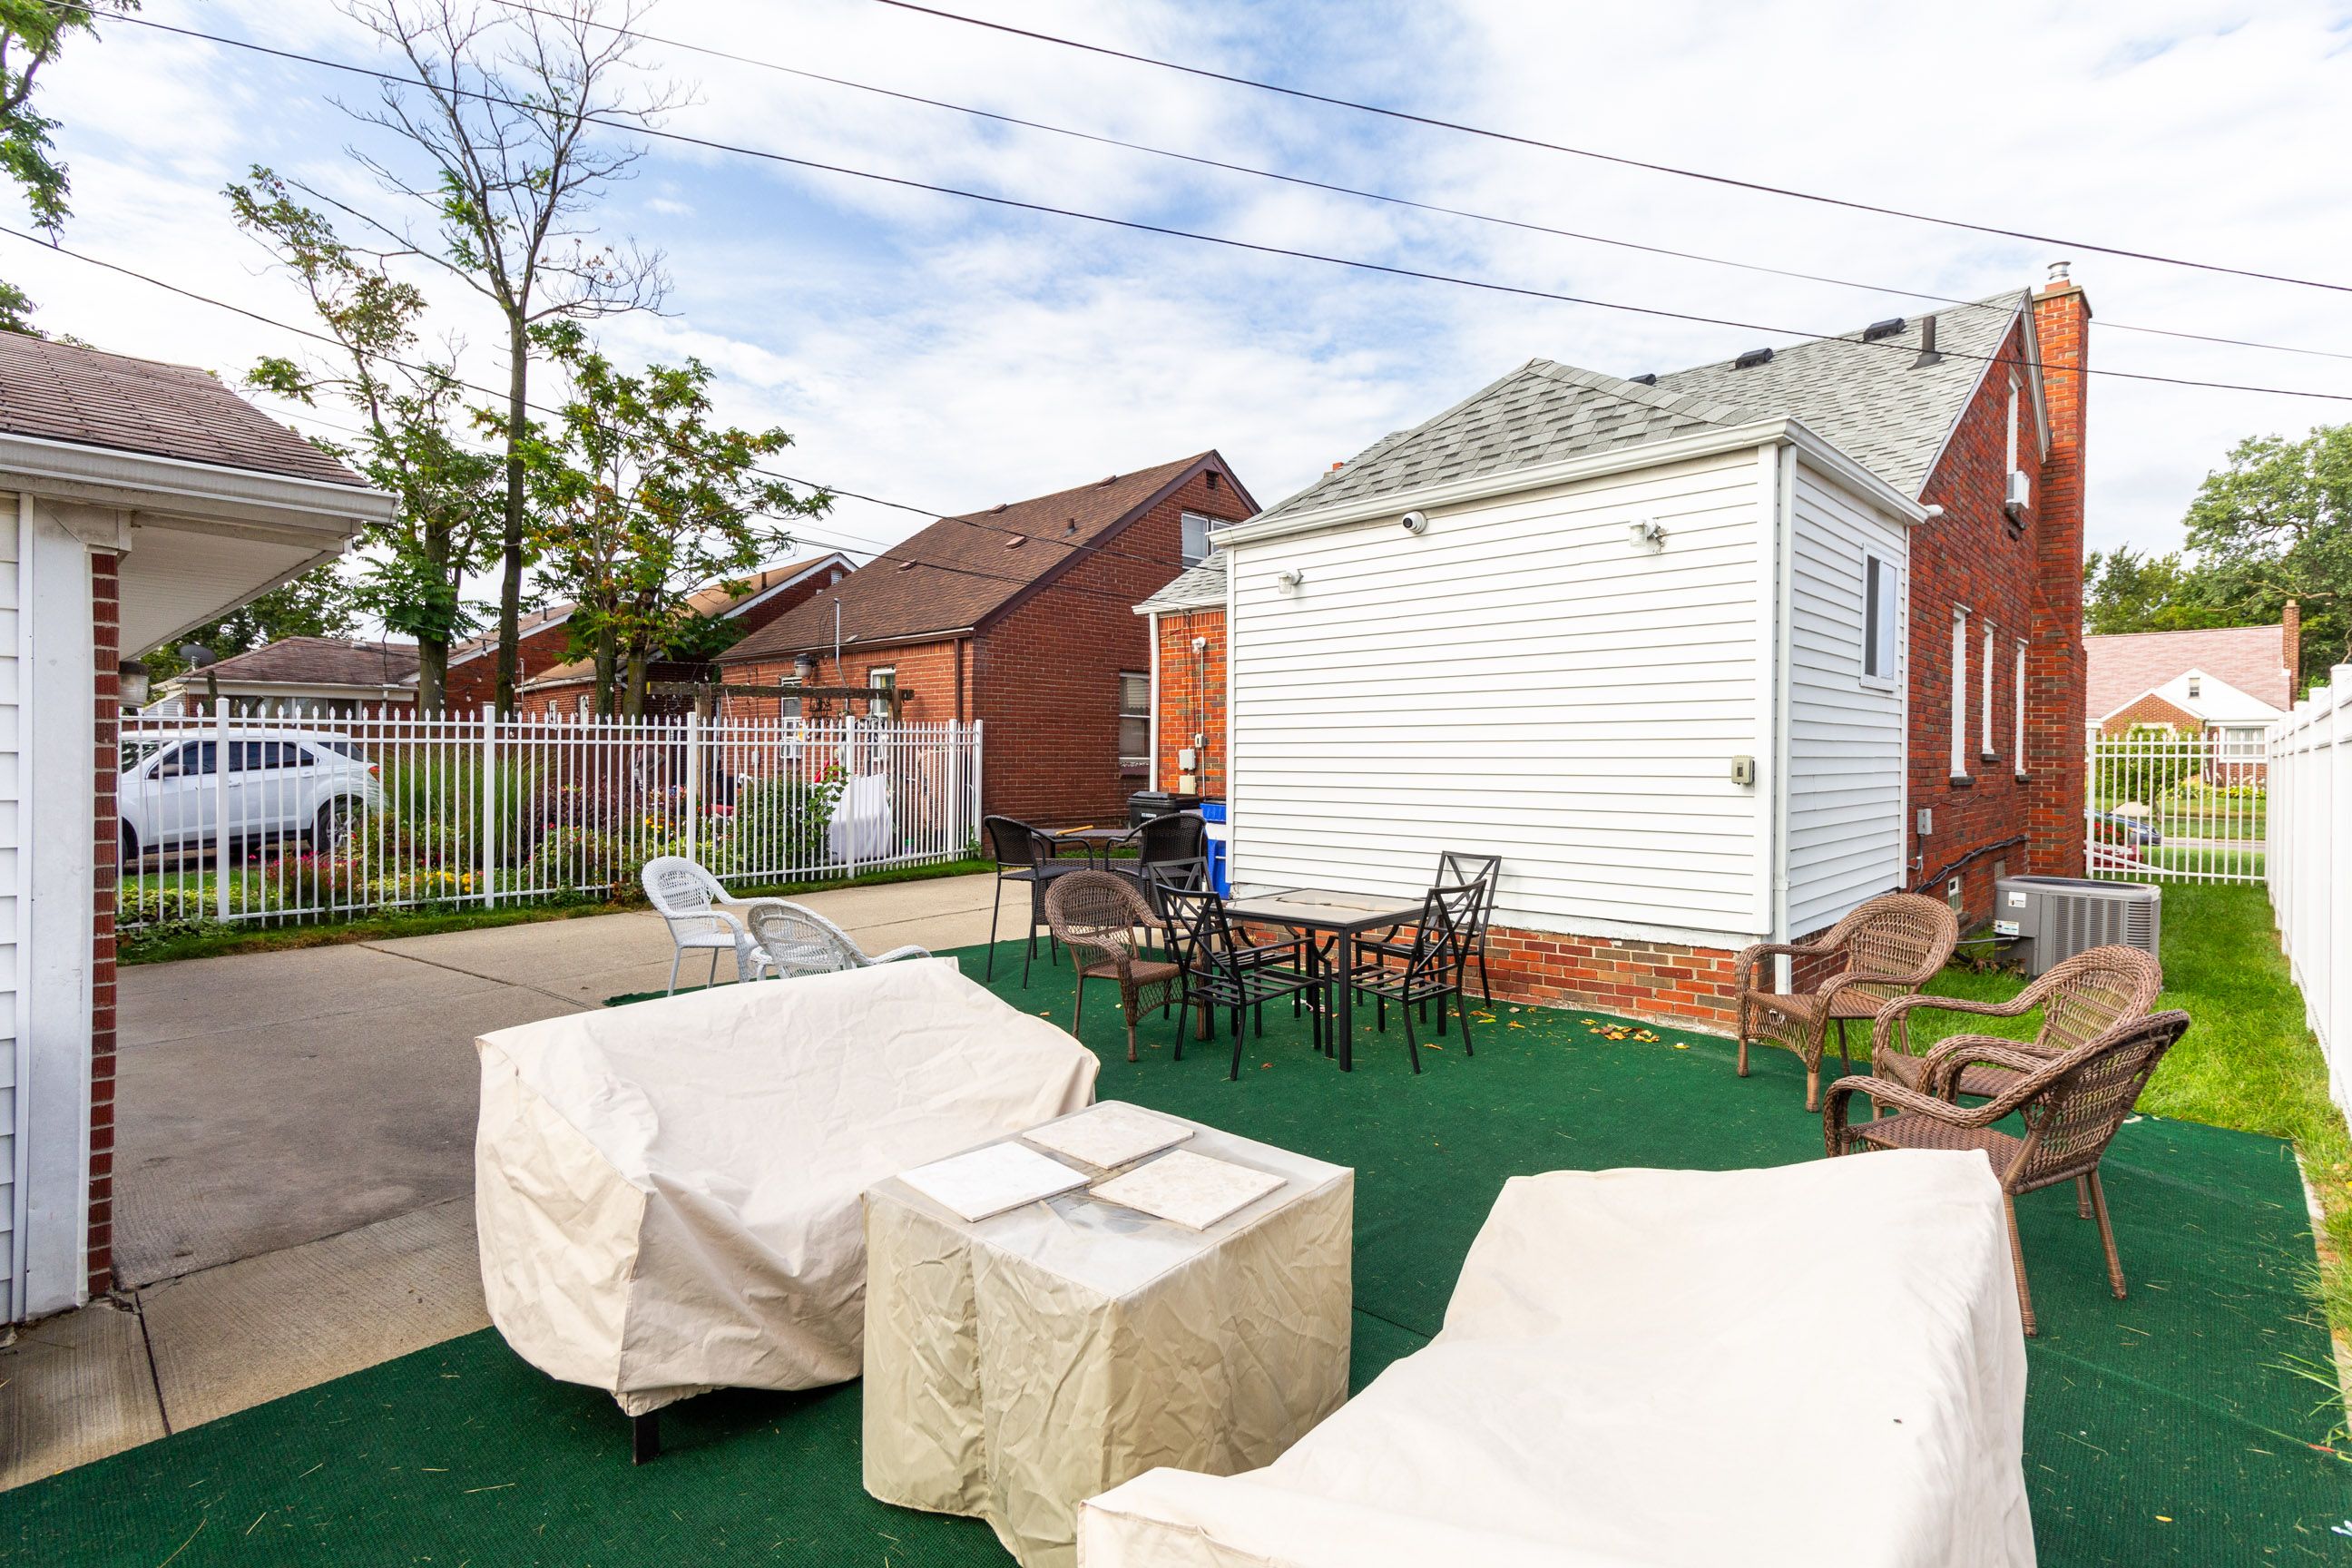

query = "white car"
[{"left": 119, "top": 731, "right": 383, "bottom": 863}]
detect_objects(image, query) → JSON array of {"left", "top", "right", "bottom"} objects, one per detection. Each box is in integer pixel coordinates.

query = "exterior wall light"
[
  {"left": 1276, "top": 568, "right": 1306, "bottom": 595},
  {"left": 1629, "top": 519, "right": 1667, "bottom": 552}
]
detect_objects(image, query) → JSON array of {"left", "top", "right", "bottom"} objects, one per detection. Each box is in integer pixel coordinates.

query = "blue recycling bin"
[{"left": 1200, "top": 799, "right": 1230, "bottom": 897}]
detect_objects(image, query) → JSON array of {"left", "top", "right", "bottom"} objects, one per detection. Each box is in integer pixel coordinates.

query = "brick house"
[
  {"left": 718, "top": 454, "right": 1257, "bottom": 826},
  {"left": 440, "top": 603, "right": 576, "bottom": 713},
  {"left": 1149, "top": 270, "right": 2091, "bottom": 1032},
  {"left": 0, "top": 335, "right": 390, "bottom": 1322},
  {"left": 516, "top": 552, "right": 853, "bottom": 718},
  {"left": 2086, "top": 616, "right": 2299, "bottom": 750}
]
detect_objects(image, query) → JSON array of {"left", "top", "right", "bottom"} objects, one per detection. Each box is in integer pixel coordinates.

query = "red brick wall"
[
  {"left": 444, "top": 615, "right": 575, "bottom": 712},
  {"left": 1906, "top": 304, "right": 2086, "bottom": 928},
  {"left": 89, "top": 550, "right": 120, "bottom": 1298},
  {"left": 1152, "top": 607, "right": 1228, "bottom": 798},
  {"left": 724, "top": 638, "right": 968, "bottom": 725},
  {"left": 2099, "top": 693, "right": 2199, "bottom": 736},
  {"left": 725, "top": 565, "right": 845, "bottom": 643},
  {"left": 2029, "top": 281, "right": 2091, "bottom": 879},
  {"left": 1484, "top": 925, "right": 1739, "bottom": 1030}
]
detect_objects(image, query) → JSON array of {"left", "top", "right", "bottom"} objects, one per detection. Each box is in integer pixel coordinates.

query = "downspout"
[
  {"left": 1146, "top": 610, "right": 1161, "bottom": 792},
  {"left": 11, "top": 492, "right": 32, "bottom": 1316}
]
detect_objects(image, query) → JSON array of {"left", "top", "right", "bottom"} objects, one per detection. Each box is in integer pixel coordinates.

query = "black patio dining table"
[{"left": 1219, "top": 887, "right": 1430, "bottom": 1071}]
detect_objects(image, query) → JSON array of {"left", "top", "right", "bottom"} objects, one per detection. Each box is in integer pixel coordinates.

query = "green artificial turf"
[{"left": 7, "top": 936, "right": 2348, "bottom": 1565}]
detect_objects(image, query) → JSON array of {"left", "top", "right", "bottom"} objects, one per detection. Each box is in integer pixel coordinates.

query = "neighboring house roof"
[
  {"left": 1250, "top": 292, "right": 2031, "bottom": 527},
  {"left": 445, "top": 602, "right": 574, "bottom": 669},
  {"left": 1135, "top": 553, "right": 1230, "bottom": 614},
  {"left": 170, "top": 636, "right": 420, "bottom": 689},
  {"left": 725, "top": 453, "right": 1250, "bottom": 660},
  {"left": 2114, "top": 669, "right": 2283, "bottom": 726},
  {"left": 518, "top": 554, "right": 855, "bottom": 691},
  {"left": 0, "top": 331, "right": 368, "bottom": 487},
  {"left": 2085, "top": 624, "right": 2292, "bottom": 719}
]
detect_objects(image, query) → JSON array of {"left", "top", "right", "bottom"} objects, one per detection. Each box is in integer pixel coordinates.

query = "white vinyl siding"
[
  {"left": 1784, "top": 463, "right": 1909, "bottom": 936},
  {"left": 0, "top": 510, "right": 17, "bottom": 1320},
  {"left": 1227, "top": 449, "right": 1769, "bottom": 946}
]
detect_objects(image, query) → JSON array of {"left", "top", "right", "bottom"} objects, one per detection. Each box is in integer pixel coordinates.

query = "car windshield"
[{"left": 312, "top": 739, "right": 368, "bottom": 761}]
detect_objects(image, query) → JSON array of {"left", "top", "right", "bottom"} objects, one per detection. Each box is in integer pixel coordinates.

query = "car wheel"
[
  {"left": 313, "top": 798, "right": 358, "bottom": 852},
  {"left": 120, "top": 822, "right": 141, "bottom": 869}
]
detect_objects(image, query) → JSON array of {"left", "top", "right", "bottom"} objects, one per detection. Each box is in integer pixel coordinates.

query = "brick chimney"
[
  {"left": 2282, "top": 597, "right": 2301, "bottom": 705},
  {"left": 2027, "top": 261, "right": 2091, "bottom": 877}
]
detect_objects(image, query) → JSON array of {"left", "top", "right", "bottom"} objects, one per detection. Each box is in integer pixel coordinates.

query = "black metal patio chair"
[
  {"left": 1161, "top": 886, "right": 1331, "bottom": 1079},
  {"left": 1357, "top": 852, "right": 1502, "bottom": 1005},
  {"left": 982, "top": 814, "right": 1087, "bottom": 984},
  {"left": 1352, "top": 881, "right": 1483, "bottom": 1073}
]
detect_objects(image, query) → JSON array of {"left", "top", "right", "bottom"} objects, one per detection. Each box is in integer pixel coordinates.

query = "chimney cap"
[{"left": 2047, "top": 260, "right": 2072, "bottom": 284}]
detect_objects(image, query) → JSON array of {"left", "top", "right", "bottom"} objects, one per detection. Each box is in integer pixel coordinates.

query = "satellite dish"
[{"left": 178, "top": 643, "right": 217, "bottom": 669}]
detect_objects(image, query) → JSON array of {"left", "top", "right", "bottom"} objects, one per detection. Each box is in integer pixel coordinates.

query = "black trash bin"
[{"left": 1127, "top": 789, "right": 1201, "bottom": 828}]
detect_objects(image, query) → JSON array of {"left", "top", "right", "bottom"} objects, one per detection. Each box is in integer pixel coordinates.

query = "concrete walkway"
[{"left": 2, "top": 871, "right": 1035, "bottom": 1490}]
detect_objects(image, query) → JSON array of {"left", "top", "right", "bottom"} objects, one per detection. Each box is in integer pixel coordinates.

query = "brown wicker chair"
[
  {"left": 1824, "top": 1008, "right": 2190, "bottom": 1335},
  {"left": 1733, "top": 892, "right": 1959, "bottom": 1111},
  {"left": 1044, "top": 869, "right": 1181, "bottom": 1063},
  {"left": 1867, "top": 946, "right": 2164, "bottom": 1100}
]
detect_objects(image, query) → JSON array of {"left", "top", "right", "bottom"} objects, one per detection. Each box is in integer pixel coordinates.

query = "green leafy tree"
[
  {"left": 0, "top": 0, "right": 139, "bottom": 330},
  {"left": 137, "top": 566, "right": 358, "bottom": 684},
  {"left": 324, "top": 0, "right": 684, "bottom": 713},
  {"left": 228, "top": 168, "right": 504, "bottom": 712},
  {"left": 2081, "top": 546, "right": 2237, "bottom": 635},
  {"left": 522, "top": 322, "right": 828, "bottom": 715},
  {"left": 2183, "top": 423, "right": 2352, "bottom": 693}
]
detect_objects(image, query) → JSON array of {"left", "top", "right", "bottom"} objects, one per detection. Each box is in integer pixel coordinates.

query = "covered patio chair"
[
  {"left": 1734, "top": 892, "right": 1959, "bottom": 1110},
  {"left": 745, "top": 900, "right": 930, "bottom": 981},
  {"left": 1825, "top": 1008, "right": 2191, "bottom": 1335},
  {"left": 642, "top": 854, "right": 780, "bottom": 994},
  {"left": 1867, "top": 945, "right": 2164, "bottom": 1099},
  {"left": 1045, "top": 869, "right": 1183, "bottom": 1063}
]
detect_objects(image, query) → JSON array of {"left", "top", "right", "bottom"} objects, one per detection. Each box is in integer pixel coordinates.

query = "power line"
[
  {"left": 497, "top": 0, "right": 2352, "bottom": 364},
  {"left": 86, "top": 6, "right": 2352, "bottom": 405},
  {"left": 869, "top": 0, "right": 2352, "bottom": 298}
]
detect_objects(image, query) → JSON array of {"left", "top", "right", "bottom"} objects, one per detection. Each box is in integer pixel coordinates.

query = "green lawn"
[{"left": 1904, "top": 883, "right": 2352, "bottom": 1337}]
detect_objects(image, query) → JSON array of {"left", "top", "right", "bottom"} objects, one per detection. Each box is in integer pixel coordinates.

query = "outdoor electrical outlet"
[
  {"left": 1178, "top": 747, "right": 1198, "bottom": 769},
  {"left": 1730, "top": 756, "right": 1756, "bottom": 787}
]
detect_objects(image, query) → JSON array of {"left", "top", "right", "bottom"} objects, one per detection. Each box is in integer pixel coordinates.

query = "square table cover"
[
  {"left": 474, "top": 958, "right": 1099, "bottom": 1416},
  {"left": 863, "top": 1112, "right": 1353, "bottom": 1568},
  {"left": 1079, "top": 1152, "right": 2034, "bottom": 1568}
]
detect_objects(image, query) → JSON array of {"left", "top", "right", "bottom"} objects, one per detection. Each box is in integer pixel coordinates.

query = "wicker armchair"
[
  {"left": 1867, "top": 946, "right": 2164, "bottom": 1100},
  {"left": 1044, "top": 869, "right": 1182, "bottom": 1063},
  {"left": 641, "top": 855, "right": 781, "bottom": 994},
  {"left": 745, "top": 901, "right": 929, "bottom": 981},
  {"left": 1825, "top": 1008, "right": 2190, "bottom": 1335},
  {"left": 1734, "top": 892, "right": 1959, "bottom": 1110}
]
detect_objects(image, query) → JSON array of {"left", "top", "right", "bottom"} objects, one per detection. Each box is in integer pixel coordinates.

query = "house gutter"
[
  {"left": 0, "top": 433, "right": 395, "bottom": 536},
  {"left": 1219, "top": 417, "right": 1928, "bottom": 548}
]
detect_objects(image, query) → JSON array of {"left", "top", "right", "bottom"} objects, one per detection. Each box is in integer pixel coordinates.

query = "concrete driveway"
[{"left": 0, "top": 870, "right": 1039, "bottom": 1491}]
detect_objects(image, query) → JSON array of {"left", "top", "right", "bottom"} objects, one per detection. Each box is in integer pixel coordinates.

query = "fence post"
[
  {"left": 480, "top": 703, "right": 497, "bottom": 909},
  {"left": 213, "top": 703, "right": 230, "bottom": 922},
  {"left": 683, "top": 707, "right": 701, "bottom": 866},
  {"left": 972, "top": 719, "right": 985, "bottom": 851}
]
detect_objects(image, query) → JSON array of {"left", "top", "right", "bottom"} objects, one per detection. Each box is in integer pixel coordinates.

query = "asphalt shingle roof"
[
  {"left": 1136, "top": 554, "right": 1229, "bottom": 612},
  {"left": 194, "top": 636, "right": 420, "bottom": 687},
  {"left": 1252, "top": 292, "right": 2030, "bottom": 526},
  {"left": 0, "top": 331, "right": 368, "bottom": 486},
  {"left": 2085, "top": 624, "right": 2294, "bottom": 718}
]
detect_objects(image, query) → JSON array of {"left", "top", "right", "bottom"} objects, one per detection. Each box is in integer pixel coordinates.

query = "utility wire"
[
  {"left": 82, "top": 6, "right": 2352, "bottom": 405},
  {"left": 870, "top": 0, "right": 2352, "bottom": 298},
  {"left": 496, "top": 0, "right": 2352, "bottom": 364}
]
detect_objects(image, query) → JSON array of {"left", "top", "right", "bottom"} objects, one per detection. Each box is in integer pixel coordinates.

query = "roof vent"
[
  {"left": 896, "top": 560, "right": 918, "bottom": 572},
  {"left": 1862, "top": 317, "right": 1906, "bottom": 342},
  {"left": 1101, "top": 474, "right": 1119, "bottom": 486},
  {"left": 1064, "top": 518, "right": 1079, "bottom": 534},
  {"left": 1913, "top": 315, "right": 1944, "bottom": 368},
  {"left": 1628, "top": 372, "right": 1658, "bottom": 386},
  {"left": 989, "top": 503, "right": 1008, "bottom": 514},
  {"left": 1003, "top": 535, "right": 1026, "bottom": 550},
  {"left": 1732, "top": 348, "right": 1773, "bottom": 369}
]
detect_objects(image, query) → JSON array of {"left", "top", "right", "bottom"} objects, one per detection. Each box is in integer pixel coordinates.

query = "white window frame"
[
  {"left": 1118, "top": 670, "right": 1152, "bottom": 773},
  {"left": 1950, "top": 607, "right": 1970, "bottom": 779},
  {"left": 1180, "top": 511, "right": 1215, "bottom": 566},
  {"left": 2012, "top": 637, "right": 2028, "bottom": 774},
  {"left": 1980, "top": 622, "right": 1995, "bottom": 759},
  {"left": 1860, "top": 553, "right": 1896, "bottom": 687},
  {"left": 2005, "top": 375, "right": 2022, "bottom": 474},
  {"left": 867, "top": 666, "right": 896, "bottom": 719}
]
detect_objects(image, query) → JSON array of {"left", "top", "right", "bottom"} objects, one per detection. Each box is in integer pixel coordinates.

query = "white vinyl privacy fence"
[
  {"left": 119, "top": 710, "right": 982, "bottom": 929},
  {"left": 2269, "top": 667, "right": 2351, "bottom": 1109},
  {"left": 2084, "top": 730, "right": 2268, "bottom": 885}
]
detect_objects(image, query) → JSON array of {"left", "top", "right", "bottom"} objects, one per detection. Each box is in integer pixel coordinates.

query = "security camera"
[{"left": 1399, "top": 510, "right": 1429, "bottom": 535}]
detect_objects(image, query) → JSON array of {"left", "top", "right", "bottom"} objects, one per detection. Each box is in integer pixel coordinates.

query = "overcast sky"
[{"left": 17, "top": 0, "right": 2352, "bottom": 613}]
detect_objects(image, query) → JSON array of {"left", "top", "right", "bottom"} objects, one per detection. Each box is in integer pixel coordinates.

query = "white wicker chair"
[
  {"left": 642, "top": 855, "right": 780, "bottom": 994},
  {"left": 745, "top": 901, "right": 930, "bottom": 981}
]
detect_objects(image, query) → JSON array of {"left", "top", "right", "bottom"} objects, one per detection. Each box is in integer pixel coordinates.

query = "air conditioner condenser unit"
[{"left": 1994, "top": 875, "right": 2159, "bottom": 977}]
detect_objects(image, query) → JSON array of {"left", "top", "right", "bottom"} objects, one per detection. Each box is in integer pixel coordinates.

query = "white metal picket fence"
[
  {"left": 118, "top": 709, "right": 983, "bottom": 929},
  {"left": 2268, "top": 667, "right": 2351, "bottom": 1111},
  {"left": 2084, "top": 730, "right": 2268, "bottom": 885}
]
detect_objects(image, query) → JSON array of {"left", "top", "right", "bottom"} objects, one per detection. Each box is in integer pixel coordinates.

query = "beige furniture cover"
[
  {"left": 863, "top": 1112, "right": 1353, "bottom": 1568},
  {"left": 1079, "top": 1152, "right": 2034, "bottom": 1568},
  {"left": 474, "top": 958, "right": 1098, "bottom": 1416}
]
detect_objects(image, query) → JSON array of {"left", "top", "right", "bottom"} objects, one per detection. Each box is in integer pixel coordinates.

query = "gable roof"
[
  {"left": 1135, "top": 553, "right": 1230, "bottom": 614},
  {"left": 1251, "top": 291, "right": 2031, "bottom": 527},
  {"left": 517, "top": 554, "right": 856, "bottom": 690},
  {"left": 180, "top": 636, "right": 420, "bottom": 689},
  {"left": 0, "top": 331, "right": 368, "bottom": 487},
  {"left": 446, "top": 602, "right": 575, "bottom": 669},
  {"left": 724, "top": 453, "right": 1245, "bottom": 660},
  {"left": 2085, "top": 624, "right": 2293, "bottom": 719}
]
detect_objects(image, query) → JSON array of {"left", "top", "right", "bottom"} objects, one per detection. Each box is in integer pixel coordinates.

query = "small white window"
[
  {"left": 2005, "top": 375, "right": 2022, "bottom": 474},
  {"left": 867, "top": 667, "right": 896, "bottom": 719},
  {"left": 1119, "top": 671, "right": 1151, "bottom": 772},
  {"left": 1981, "top": 622, "right": 1995, "bottom": 757},
  {"left": 2013, "top": 638, "right": 2028, "bottom": 772},
  {"left": 1950, "top": 608, "right": 1970, "bottom": 779},
  {"left": 1180, "top": 511, "right": 1215, "bottom": 566},
  {"left": 2187, "top": 675, "right": 2201, "bottom": 700},
  {"left": 1861, "top": 554, "right": 1896, "bottom": 681}
]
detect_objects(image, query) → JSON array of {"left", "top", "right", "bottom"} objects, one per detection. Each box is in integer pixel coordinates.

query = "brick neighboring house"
[
  {"left": 517, "top": 552, "right": 853, "bottom": 718},
  {"left": 1152, "top": 270, "right": 2091, "bottom": 1033},
  {"left": 0, "top": 334, "right": 390, "bottom": 1321},
  {"left": 2086, "top": 615, "right": 2300, "bottom": 750},
  {"left": 149, "top": 635, "right": 419, "bottom": 717},
  {"left": 718, "top": 454, "right": 1257, "bottom": 826},
  {"left": 440, "top": 603, "right": 576, "bottom": 712}
]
